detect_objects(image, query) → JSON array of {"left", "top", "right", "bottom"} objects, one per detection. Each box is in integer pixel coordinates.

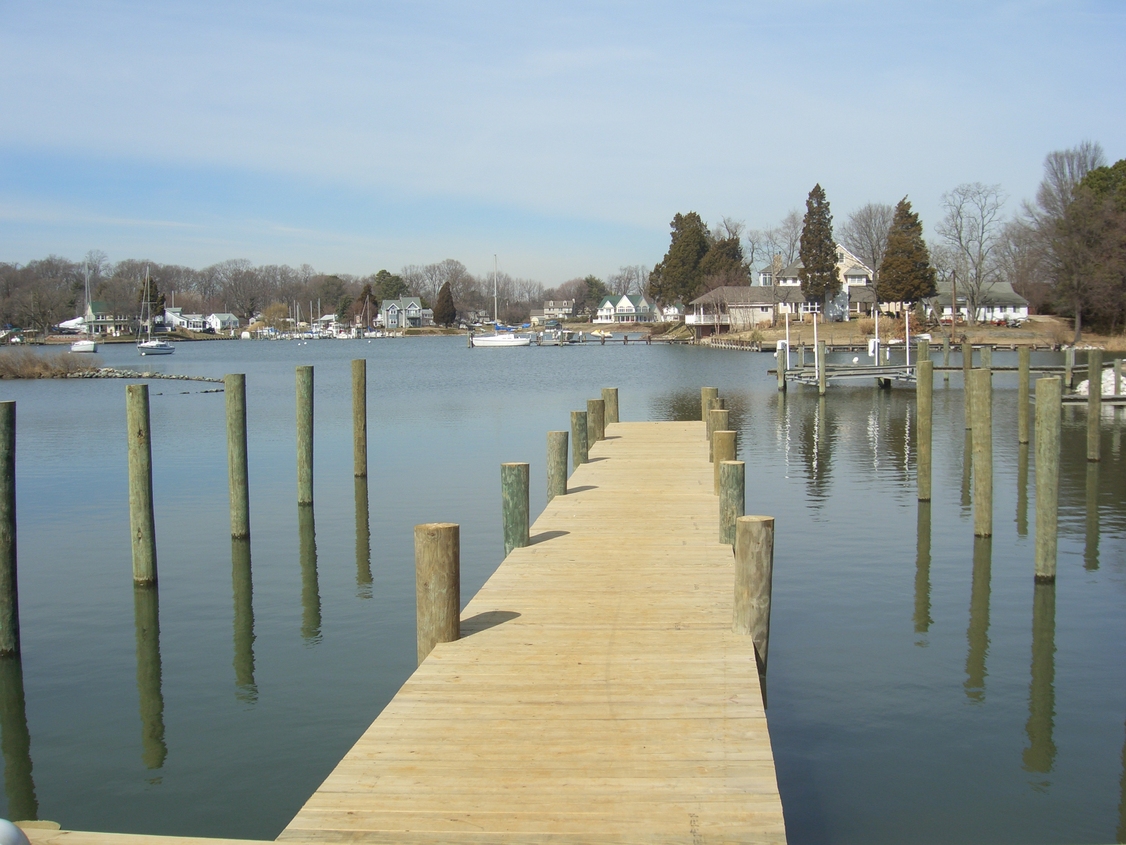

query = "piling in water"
[
  {"left": 0, "top": 402, "right": 16, "bottom": 657},
  {"left": 0, "top": 655, "right": 37, "bottom": 819},
  {"left": 700, "top": 387, "right": 718, "bottom": 421},
  {"left": 587, "top": 399, "right": 606, "bottom": 444},
  {"left": 1087, "top": 348, "right": 1102, "bottom": 462},
  {"left": 980, "top": 344, "right": 992, "bottom": 371},
  {"left": 1115, "top": 358, "right": 1122, "bottom": 396},
  {"left": 501, "top": 462, "right": 530, "bottom": 556},
  {"left": 917, "top": 360, "right": 933, "bottom": 502},
  {"left": 776, "top": 345, "right": 787, "bottom": 392},
  {"left": 133, "top": 583, "right": 166, "bottom": 769},
  {"left": 231, "top": 538, "right": 256, "bottom": 703},
  {"left": 225, "top": 374, "right": 250, "bottom": 539},
  {"left": 547, "top": 431, "right": 568, "bottom": 502},
  {"left": 1018, "top": 347, "right": 1031, "bottom": 445},
  {"left": 355, "top": 478, "right": 372, "bottom": 598},
  {"left": 719, "top": 461, "right": 744, "bottom": 545},
  {"left": 708, "top": 408, "right": 729, "bottom": 462},
  {"left": 817, "top": 341, "right": 827, "bottom": 396},
  {"left": 914, "top": 503, "right": 932, "bottom": 637},
  {"left": 126, "top": 384, "right": 158, "bottom": 585},
  {"left": 1023, "top": 581, "right": 1057, "bottom": 774},
  {"left": 298, "top": 504, "right": 321, "bottom": 643},
  {"left": 1034, "top": 377, "right": 1062, "bottom": 582},
  {"left": 1064, "top": 347, "right": 1075, "bottom": 389},
  {"left": 414, "top": 522, "right": 460, "bottom": 666},
  {"left": 943, "top": 336, "right": 951, "bottom": 384},
  {"left": 602, "top": 388, "right": 619, "bottom": 424},
  {"left": 571, "top": 411, "right": 588, "bottom": 469},
  {"left": 296, "top": 365, "right": 314, "bottom": 506},
  {"left": 352, "top": 359, "right": 367, "bottom": 478},
  {"left": 970, "top": 368, "right": 993, "bottom": 537},
  {"left": 918, "top": 338, "right": 930, "bottom": 365},
  {"left": 733, "top": 515, "right": 774, "bottom": 674},
  {"left": 713, "top": 430, "right": 736, "bottom": 495}
]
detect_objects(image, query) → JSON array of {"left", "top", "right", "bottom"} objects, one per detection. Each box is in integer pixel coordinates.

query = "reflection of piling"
[
  {"left": 960, "top": 429, "right": 973, "bottom": 509},
  {"left": 0, "top": 402, "right": 18, "bottom": 657},
  {"left": 1087, "top": 348, "right": 1102, "bottom": 462},
  {"left": 352, "top": 359, "right": 367, "bottom": 478},
  {"left": 700, "top": 387, "right": 718, "bottom": 421},
  {"left": 133, "top": 584, "right": 166, "bottom": 769},
  {"left": 1017, "top": 444, "right": 1029, "bottom": 537},
  {"left": 913, "top": 503, "right": 932, "bottom": 639},
  {"left": 719, "top": 461, "right": 744, "bottom": 545},
  {"left": 414, "top": 522, "right": 459, "bottom": 666},
  {"left": 298, "top": 505, "right": 321, "bottom": 643},
  {"left": 1118, "top": 721, "right": 1126, "bottom": 845},
  {"left": 917, "top": 360, "right": 933, "bottom": 502},
  {"left": 0, "top": 656, "right": 38, "bottom": 821},
  {"left": 708, "top": 409, "right": 729, "bottom": 462},
  {"left": 571, "top": 411, "right": 588, "bottom": 469},
  {"left": 501, "top": 463, "right": 530, "bottom": 556},
  {"left": 1034, "top": 378, "right": 1062, "bottom": 582},
  {"left": 1085, "top": 463, "right": 1100, "bottom": 571},
  {"left": 733, "top": 515, "right": 774, "bottom": 674},
  {"left": 970, "top": 369, "right": 993, "bottom": 537},
  {"left": 547, "top": 432, "right": 568, "bottom": 502},
  {"left": 231, "top": 538, "right": 256, "bottom": 702},
  {"left": 1022, "top": 581, "right": 1057, "bottom": 775},
  {"left": 587, "top": 399, "right": 605, "bottom": 444},
  {"left": 1018, "top": 347, "right": 1031, "bottom": 444},
  {"left": 601, "top": 388, "right": 619, "bottom": 424},
  {"left": 355, "top": 478, "right": 372, "bottom": 598},
  {"left": 964, "top": 536, "right": 992, "bottom": 703},
  {"left": 225, "top": 374, "right": 250, "bottom": 539},
  {"left": 126, "top": 385, "right": 158, "bottom": 585},
  {"left": 296, "top": 365, "right": 314, "bottom": 506},
  {"left": 713, "top": 431, "right": 735, "bottom": 496}
]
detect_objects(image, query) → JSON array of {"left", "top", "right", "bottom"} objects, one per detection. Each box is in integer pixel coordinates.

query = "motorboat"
[{"left": 471, "top": 333, "right": 530, "bottom": 348}]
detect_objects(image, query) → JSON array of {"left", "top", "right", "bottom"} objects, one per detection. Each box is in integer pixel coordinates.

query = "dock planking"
[{"left": 280, "top": 420, "right": 785, "bottom": 844}]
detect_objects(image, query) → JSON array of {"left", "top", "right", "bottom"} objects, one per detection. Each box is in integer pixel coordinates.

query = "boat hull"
[
  {"left": 138, "top": 340, "right": 174, "bottom": 355},
  {"left": 70, "top": 339, "right": 98, "bottom": 353},
  {"left": 470, "top": 334, "right": 530, "bottom": 348}
]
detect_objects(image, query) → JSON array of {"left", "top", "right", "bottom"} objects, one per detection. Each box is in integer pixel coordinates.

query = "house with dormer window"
[
  {"left": 593, "top": 294, "right": 658, "bottom": 324},
  {"left": 380, "top": 297, "right": 433, "bottom": 329}
]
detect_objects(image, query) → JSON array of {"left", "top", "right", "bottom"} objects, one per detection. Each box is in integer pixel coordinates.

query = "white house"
[
  {"left": 207, "top": 313, "right": 240, "bottom": 333},
  {"left": 756, "top": 244, "right": 876, "bottom": 319},
  {"left": 164, "top": 307, "right": 205, "bottom": 332},
  {"left": 927, "top": 280, "right": 1029, "bottom": 324},
  {"left": 593, "top": 294, "right": 658, "bottom": 324}
]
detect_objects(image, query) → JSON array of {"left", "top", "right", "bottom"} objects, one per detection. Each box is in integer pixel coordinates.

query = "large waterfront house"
[
  {"left": 593, "top": 294, "right": 659, "bottom": 324},
  {"left": 207, "top": 313, "right": 241, "bottom": 333},
  {"left": 380, "top": 298, "right": 433, "bottom": 329},
  {"left": 85, "top": 301, "right": 134, "bottom": 337},
  {"left": 925, "top": 280, "right": 1029, "bottom": 324}
]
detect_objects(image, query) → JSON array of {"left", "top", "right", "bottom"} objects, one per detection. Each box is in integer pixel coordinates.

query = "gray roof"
[
  {"left": 932, "top": 280, "right": 1028, "bottom": 307},
  {"left": 690, "top": 286, "right": 807, "bottom": 306}
]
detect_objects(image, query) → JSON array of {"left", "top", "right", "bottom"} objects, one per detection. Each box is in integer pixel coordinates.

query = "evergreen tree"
[
  {"left": 648, "top": 212, "right": 710, "bottom": 303},
  {"left": 136, "top": 270, "right": 166, "bottom": 321},
  {"left": 698, "top": 235, "right": 748, "bottom": 289},
  {"left": 879, "top": 198, "right": 936, "bottom": 304},
  {"left": 433, "top": 280, "right": 457, "bottom": 326},
  {"left": 798, "top": 185, "right": 840, "bottom": 308}
]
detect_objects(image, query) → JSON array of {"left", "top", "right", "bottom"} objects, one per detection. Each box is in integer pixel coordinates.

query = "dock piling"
[
  {"left": 776, "top": 346, "right": 786, "bottom": 392},
  {"left": 501, "top": 462, "right": 530, "bottom": 555},
  {"left": 414, "top": 522, "right": 460, "bottom": 665},
  {"left": 296, "top": 365, "right": 314, "bottom": 506},
  {"left": 962, "top": 340, "right": 972, "bottom": 389},
  {"left": 733, "top": 515, "right": 774, "bottom": 673},
  {"left": 917, "top": 360, "right": 933, "bottom": 502},
  {"left": 126, "top": 384, "right": 158, "bottom": 585},
  {"left": 713, "top": 430, "right": 736, "bottom": 495},
  {"left": 970, "top": 368, "right": 993, "bottom": 537},
  {"left": 601, "top": 388, "right": 619, "bottom": 424},
  {"left": 547, "top": 431, "right": 568, "bottom": 502},
  {"left": 1087, "top": 348, "right": 1102, "bottom": 462},
  {"left": 1034, "top": 377, "right": 1062, "bottom": 582},
  {"left": 700, "top": 387, "right": 718, "bottom": 421},
  {"left": 708, "top": 408, "right": 729, "bottom": 462},
  {"left": 352, "top": 359, "right": 367, "bottom": 478},
  {"left": 1064, "top": 346, "right": 1075, "bottom": 389},
  {"left": 1018, "top": 347, "right": 1031, "bottom": 444},
  {"left": 943, "top": 336, "right": 950, "bottom": 385},
  {"left": 719, "top": 461, "right": 745, "bottom": 545},
  {"left": 587, "top": 399, "right": 606, "bottom": 444},
  {"left": 817, "top": 341, "right": 827, "bottom": 396},
  {"left": 0, "top": 402, "right": 17, "bottom": 657},
  {"left": 224, "top": 374, "right": 250, "bottom": 539},
  {"left": 571, "top": 411, "right": 588, "bottom": 468}
]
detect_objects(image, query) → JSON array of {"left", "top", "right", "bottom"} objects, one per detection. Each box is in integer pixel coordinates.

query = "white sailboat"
[
  {"left": 470, "top": 256, "right": 530, "bottom": 348},
  {"left": 137, "top": 268, "right": 174, "bottom": 356},
  {"left": 70, "top": 262, "right": 98, "bottom": 353}
]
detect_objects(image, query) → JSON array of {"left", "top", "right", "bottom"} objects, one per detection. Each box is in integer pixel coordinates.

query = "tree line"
[
  {"left": 0, "top": 251, "right": 651, "bottom": 332},
  {"left": 648, "top": 141, "right": 1126, "bottom": 338}
]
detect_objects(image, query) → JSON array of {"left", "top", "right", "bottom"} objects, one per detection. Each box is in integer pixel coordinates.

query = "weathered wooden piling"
[
  {"left": 224, "top": 374, "right": 250, "bottom": 539},
  {"left": 601, "top": 388, "right": 619, "bottom": 424},
  {"left": 571, "top": 411, "right": 588, "bottom": 469},
  {"left": 587, "top": 399, "right": 606, "bottom": 445},
  {"left": 962, "top": 340, "right": 973, "bottom": 388},
  {"left": 126, "top": 384, "right": 158, "bottom": 585},
  {"left": 817, "top": 341, "right": 827, "bottom": 396},
  {"left": 700, "top": 387, "right": 718, "bottom": 421},
  {"left": 733, "top": 515, "right": 774, "bottom": 673},
  {"left": 914, "top": 503, "right": 932, "bottom": 636},
  {"left": 1115, "top": 358, "right": 1122, "bottom": 396},
  {"left": 231, "top": 538, "right": 256, "bottom": 702},
  {"left": 547, "top": 431, "right": 568, "bottom": 502},
  {"left": 970, "top": 368, "right": 993, "bottom": 537},
  {"left": 980, "top": 344, "right": 993, "bottom": 370},
  {"left": 713, "top": 430, "right": 735, "bottom": 495},
  {"left": 0, "top": 402, "right": 17, "bottom": 657},
  {"left": 0, "top": 655, "right": 37, "bottom": 819},
  {"left": 355, "top": 478, "right": 372, "bottom": 598},
  {"left": 501, "top": 462, "right": 530, "bottom": 555},
  {"left": 1087, "top": 348, "right": 1102, "bottom": 462},
  {"left": 708, "top": 408, "right": 729, "bottom": 461},
  {"left": 296, "top": 365, "right": 314, "bottom": 506},
  {"left": 298, "top": 503, "right": 321, "bottom": 643},
  {"left": 414, "top": 522, "right": 459, "bottom": 666},
  {"left": 1064, "top": 346, "right": 1075, "bottom": 389},
  {"left": 1024, "top": 580, "right": 1057, "bottom": 774},
  {"left": 1034, "top": 377, "right": 1062, "bottom": 582},
  {"left": 1018, "top": 347, "right": 1031, "bottom": 444},
  {"left": 133, "top": 583, "right": 166, "bottom": 769},
  {"left": 918, "top": 338, "right": 930, "bottom": 364},
  {"left": 352, "top": 359, "right": 367, "bottom": 478},
  {"left": 719, "top": 461, "right": 744, "bottom": 545},
  {"left": 943, "top": 336, "right": 951, "bottom": 385},
  {"left": 776, "top": 345, "right": 787, "bottom": 391},
  {"left": 917, "top": 360, "right": 933, "bottom": 502}
]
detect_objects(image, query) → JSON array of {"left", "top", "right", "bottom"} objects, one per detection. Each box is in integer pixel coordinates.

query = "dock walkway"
[{"left": 280, "top": 420, "right": 785, "bottom": 844}]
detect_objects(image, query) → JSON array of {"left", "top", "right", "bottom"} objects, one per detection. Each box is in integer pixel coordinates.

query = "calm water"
[{"left": 0, "top": 337, "right": 1123, "bottom": 843}]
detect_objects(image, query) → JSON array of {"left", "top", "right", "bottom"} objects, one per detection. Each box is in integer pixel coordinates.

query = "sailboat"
[
  {"left": 137, "top": 268, "right": 174, "bottom": 356},
  {"left": 70, "top": 262, "right": 99, "bottom": 353},
  {"left": 470, "top": 256, "right": 530, "bottom": 348}
]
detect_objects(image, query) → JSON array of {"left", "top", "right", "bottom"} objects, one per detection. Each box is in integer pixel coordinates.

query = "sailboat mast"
[{"left": 493, "top": 255, "right": 498, "bottom": 324}]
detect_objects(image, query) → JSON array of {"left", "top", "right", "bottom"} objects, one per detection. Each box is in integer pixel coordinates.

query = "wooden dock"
[{"left": 280, "top": 420, "right": 784, "bottom": 844}]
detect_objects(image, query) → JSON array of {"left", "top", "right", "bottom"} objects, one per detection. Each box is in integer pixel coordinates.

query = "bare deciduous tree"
[
  {"left": 935, "top": 183, "right": 1007, "bottom": 325},
  {"left": 606, "top": 265, "right": 648, "bottom": 295},
  {"left": 838, "top": 202, "right": 895, "bottom": 276}
]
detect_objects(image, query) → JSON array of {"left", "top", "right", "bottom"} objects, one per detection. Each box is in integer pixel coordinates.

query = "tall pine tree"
[
  {"left": 648, "top": 212, "right": 710, "bottom": 304},
  {"left": 798, "top": 185, "right": 840, "bottom": 309},
  {"left": 880, "top": 198, "right": 936, "bottom": 304},
  {"left": 433, "top": 281, "right": 457, "bottom": 326}
]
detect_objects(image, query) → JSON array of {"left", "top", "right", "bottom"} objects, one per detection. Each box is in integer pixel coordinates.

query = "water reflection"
[
  {"left": 649, "top": 389, "right": 704, "bottom": 422},
  {"left": 232, "top": 538, "right": 257, "bottom": 703},
  {"left": 961, "top": 429, "right": 973, "bottom": 511},
  {"left": 798, "top": 397, "right": 835, "bottom": 504},
  {"left": 133, "top": 584, "right": 166, "bottom": 769},
  {"left": 1017, "top": 443, "right": 1029, "bottom": 538},
  {"left": 913, "top": 503, "right": 932, "bottom": 644},
  {"left": 355, "top": 478, "right": 373, "bottom": 599},
  {"left": 0, "top": 656, "right": 38, "bottom": 820},
  {"left": 1022, "top": 582, "right": 1057, "bottom": 781},
  {"left": 1085, "top": 463, "right": 1100, "bottom": 571},
  {"left": 299, "top": 505, "right": 322, "bottom": 644},
  {"left": 964, "top": 537, "right": 992, "bottom": 703},
  {"left": 1118, "top": 720, "right": 1126, "bottom": 844}
]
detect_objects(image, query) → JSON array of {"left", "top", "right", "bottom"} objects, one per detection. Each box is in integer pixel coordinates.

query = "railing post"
[
  {"left": 414, "top": 522, "right": 459, "bottom": 665},
  {"left": 547, "top": 431, "right": 568, "bottom": 502},
  {"left": 719, "top": 460, "right": 745, "bottom": 545},
  {"left": 126, "top": 384, "right": 158, "bottom": 585},
  {"left": 225, "top": 374, "right": 250, "bottom": 539},
  {"left": 1034, "top": 378, "right": 1062, "bottom": 582},
  {"left": 501, "top": 462, "right": 530, "bottom": 556},
  {"left": 733, "top": 515, "right": 774, "bottom": 674}
]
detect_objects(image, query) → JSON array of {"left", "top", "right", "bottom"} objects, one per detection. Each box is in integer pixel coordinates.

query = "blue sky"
[{"left": 1, "top": 1, "right": 1123, "bottom": 284}]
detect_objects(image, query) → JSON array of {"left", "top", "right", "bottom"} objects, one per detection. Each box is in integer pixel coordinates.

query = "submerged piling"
[
  {"left": 733, "top": 515, "right": 774, "bottom": 674},
  {"left": 719, "top": 461, "right": 745, "bottom": 545},
  {"left": 571, "top": 411, "right": 588, "bottom": 469},
  {"left": 225, "top": 374, "right": 250, "bottom": 539},
  {"left": 501, "top": 462, "right": 530, "bottom": 556},
  {"left": 1034, "top": 377, "right": 1062, "bottom": 582},
  {"left": 126, "top": 384, "right": 158, "bottom": 585},
  {"left": 0, "top": 402, "right": 17, "bottom": 657},
  {"left": 414, "top": 522, "right": 459, "bottom": 665},
  {"left": 353, "top": 359, "right": 367, "bottom": 478},
  {"left": 970, "top": 368, "right": 993, "bottom": 537},
  {"left": 602, "top": 388, "right": 619, "bottom": 425},
  {"left": 547, "top": 431, "right": 568, "bottom": 502},
  {"left": 917, "top": 360, "right": 933, "bottom": 502},
  {"left": 296, "top": 365, "right": 314, "bottom": 506}
]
